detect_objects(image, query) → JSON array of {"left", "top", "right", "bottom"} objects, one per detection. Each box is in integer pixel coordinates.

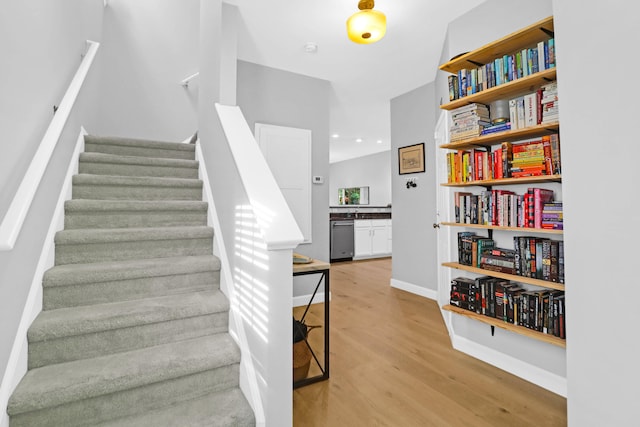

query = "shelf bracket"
[
  {"left": 540, "top": 27, "right": 555, "bottom": 38},
  {"left": 467, "top": 59, "right": 484, "bottom": 67},
  {"left": 491, "top": 325, "right": 495, "bottom": 336}
]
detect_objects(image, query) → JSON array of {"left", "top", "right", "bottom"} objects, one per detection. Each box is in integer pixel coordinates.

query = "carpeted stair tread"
[
  {"left": 28, "top": 289, "right": 228, "bottom": 342},
  {"left": 79, "top": 152, "right": 199, "bottom": 179},
  {"left": 97, "top": 388, "right": 255, "bottom": 427},
  {"left": 54, "top": 226, "right": 213, "bottom": 265},
  {"left": 55, "top": 225, "right": 212, "bottom": 245},
  {"left": 7, "top": 333, "right": 240, "bottom": 416},
  {"left": 44, "top": 255, "right": 219, "bottom": 288},
  {"left": 84, "top": 135, "right": 195, "bottom": 160},
  {"left": 79, "top": 152, "right": 199, "bottom": 169},
  {"left": 72, "top": 174, "right": 203, "bottom": 201},
  {"left": 27, "top": 290, "right": 231, "bottom": 368},
  {"left": 42, "top": 255, "right": 220, "bottom": 310},
  {"left": 65, "top": 200, "right": 207, "bottom": 212},
  {"left": 64, "top": 200, "right": 208, "bottom": 229},
  {"left": 73, "top": 174, "right": 203, "bottom": 188}
]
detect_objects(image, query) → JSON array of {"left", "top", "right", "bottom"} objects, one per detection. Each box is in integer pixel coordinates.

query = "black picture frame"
[{"left": 398, "top": 143, "right": 425, "bottom": 175}]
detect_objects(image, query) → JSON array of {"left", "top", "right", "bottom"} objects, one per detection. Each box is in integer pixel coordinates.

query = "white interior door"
[
  {"left": 255, "top": 123, "right": 312, "bottom": 244},
  {"left": 434, "top": 110, "right": 454, "bottom": 336}
]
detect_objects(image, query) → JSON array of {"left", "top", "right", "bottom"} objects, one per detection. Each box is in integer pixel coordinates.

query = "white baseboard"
[
  {"left": 390, "top": 278, "right": 438, "bottom": 300},
  {"left": 452, "top": 335, "right": 567, "bottom": 397},
  {"left": 293, "top": 292, "right": 330, "bottom": 308}
]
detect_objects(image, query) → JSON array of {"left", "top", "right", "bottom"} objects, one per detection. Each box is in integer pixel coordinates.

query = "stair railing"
[
  {"left": 0, "top": 40, "right": 100, "bottom": 251},
  {"left": 197, "top": 103, "right": 303, "bottom": 427}
]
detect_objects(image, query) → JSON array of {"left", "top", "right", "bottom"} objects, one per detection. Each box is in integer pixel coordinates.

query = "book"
[
  {"left": 454, "top": 191, "right": 472, "bottom": 223},
  {"left": 532, "top": 188, "right": 554, "bottom": 228},
  {"left": 480, "top": 122, "right": 511, "bottom": 135},
  {"left": 472, "top": 237, "right": 495, "bottom": 268},
  {"left": 524, "top": 93, "right": 538, "bottom": 127},
  {"left": 542, "top": 135, "right": 553, "bottom": 174},
  {"left": 450, "top": 277, "right": 475, "bottom": 310},
  {"left": 550, "top": 134, "right": 561, "bottom": 174},
  {"left": 448, "top": 75, "right": 459, "bottom": 101},
  {"left": 457, "top": 232, "right": 476, "bottom": 266}
]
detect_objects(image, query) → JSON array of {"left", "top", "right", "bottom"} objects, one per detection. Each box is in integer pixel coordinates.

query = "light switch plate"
[{"left": 312, "top": 176, "right": 324, "bottom": 184}]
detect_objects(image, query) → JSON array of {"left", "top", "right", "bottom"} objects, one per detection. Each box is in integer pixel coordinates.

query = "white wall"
[
  {"left": 553, "top": 1, "right": 639, "bottom": 425},
  {"left": 329, "top": 151, "right": 391, "bottom": 207},
  {"left": 92, "top": 0, "right": 200, "bottom": 141},
  {"left": 0, "top": 0, "right": 104, "bottom": 394},
  {"left": 390, "top": 83, "right": 437, "bottom": 292},
  {"left": 0, "top": 0, "right": 103, "bottom": 220},
  {"left": 236, "top": 60, "right": 331, "bottom": 264}
]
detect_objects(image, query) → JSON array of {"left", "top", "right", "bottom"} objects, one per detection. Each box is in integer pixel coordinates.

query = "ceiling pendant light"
[{"left": 346, "top": 0, "right": 386, "bottom": 44}]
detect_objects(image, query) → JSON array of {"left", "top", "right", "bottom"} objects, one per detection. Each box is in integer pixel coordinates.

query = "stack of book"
[
  {"left": 480, "top": 247, "right": 516, "bottom": 274},
  {"left": 540, "top": 81, "right": 559, "bottom": 124},
  {"left": 509, "top": 140, "right": 546, "bottom": 177},
  {"left": 450, "top": 103, "right": 490, "bottom": 141},
  {"left": 541, "top": 202, "right": 563, "bottom": 230}
]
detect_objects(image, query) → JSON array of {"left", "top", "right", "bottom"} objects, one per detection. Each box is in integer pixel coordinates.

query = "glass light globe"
[{"left": 346, "top": 9, "right": 386, "bottom": 44}]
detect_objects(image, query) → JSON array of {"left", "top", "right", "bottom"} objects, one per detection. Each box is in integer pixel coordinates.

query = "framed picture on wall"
[{"left": 398, "top": 143, "right": 425, "bottom": 175}]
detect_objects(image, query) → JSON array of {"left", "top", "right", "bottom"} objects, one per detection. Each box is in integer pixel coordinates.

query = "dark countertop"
[{"left": 330, "top": 212, "right": 391, "bottom": 220}]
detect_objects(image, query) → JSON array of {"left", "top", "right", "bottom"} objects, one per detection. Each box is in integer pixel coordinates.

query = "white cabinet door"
[
  {"left": 371, "top": 220, "right": 389, "bottom": 255},
  {"left": 354, "top": 226, "right": 372, "bottom": 257},
  {"left": 386, "top": 220, "right": 392, "bottom": 253}
]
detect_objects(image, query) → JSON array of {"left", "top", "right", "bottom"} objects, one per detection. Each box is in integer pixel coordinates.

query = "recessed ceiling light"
[
  {"left": 304, "top": 42, "right": 318, "bottom": 53},
  {"left": 356, "top": 138, "right": 363, "bottom": 143},
  {"left": 377, "top": 140, "right": 382, "bottom": 144},
  {"left": 332, "top": 134, "right": 339, "bottom": 138}
]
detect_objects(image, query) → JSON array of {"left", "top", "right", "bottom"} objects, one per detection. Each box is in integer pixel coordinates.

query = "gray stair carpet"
[{"left": 7, "top": 135, "right": 255, "bottom": 427}]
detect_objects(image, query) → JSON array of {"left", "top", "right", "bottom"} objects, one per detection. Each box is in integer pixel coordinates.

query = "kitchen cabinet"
[{"left": 354, "top": 219, "right": 391, "bottom": 259}]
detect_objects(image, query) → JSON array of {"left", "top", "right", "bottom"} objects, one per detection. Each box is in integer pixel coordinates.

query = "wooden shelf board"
[
  {"left": 442, "top": 262, "right": 565, "bottom": 291},
  {"left": 442, "top": 304, "right": 566, "bottom": 348},
  {"left": 440, "top": 16, "right": 555, "bottom": 74},
  {"left": 440, "top": 122, "right": 560, "bottom": 149},
  {"left": 441, "top": 174, "right": 561, "bottom": 187},
  {"left": 440, "top": 68, "right": 556, "bottom": 111},
  {"left": 441, "top": 222, "right": 563, "bottom": 235}
]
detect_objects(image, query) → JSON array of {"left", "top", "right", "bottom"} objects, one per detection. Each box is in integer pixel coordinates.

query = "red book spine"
[
  {"left": 527, "top": 190, "right": 535, "bottom": 228},
  {"left": 541, "top": 135, "right": 553, "bottom": 175},
  {"left": 533, "top": 188, "right": 554, "bottom": 228},
  {"left": 536, "top": 89, "right": 543, "bottom": 125}
]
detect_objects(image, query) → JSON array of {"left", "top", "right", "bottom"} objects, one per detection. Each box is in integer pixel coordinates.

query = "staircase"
[{"left": 7, "top": 136, "right": 255, "bottom": 426}]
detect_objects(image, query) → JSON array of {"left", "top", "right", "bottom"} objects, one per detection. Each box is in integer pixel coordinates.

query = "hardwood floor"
[{"left": 293, "top": 258, "right": 567, "bottom": 427}]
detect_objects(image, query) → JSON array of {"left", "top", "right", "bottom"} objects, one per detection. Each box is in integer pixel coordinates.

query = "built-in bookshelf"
[{"left": 438, "top": 16, "right": 564, "bottom": 346}]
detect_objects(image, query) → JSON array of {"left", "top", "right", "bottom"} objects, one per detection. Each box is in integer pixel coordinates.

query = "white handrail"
[{"left": 0, "top": 40, "right": 99, "bottom": 251}]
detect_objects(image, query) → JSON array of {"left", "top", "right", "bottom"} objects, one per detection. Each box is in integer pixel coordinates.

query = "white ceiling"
[{"left": 228, "top": 0, "right": 485, "bottom": 163}]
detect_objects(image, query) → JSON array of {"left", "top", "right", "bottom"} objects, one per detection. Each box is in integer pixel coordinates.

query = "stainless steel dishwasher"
[{"left": 330, "top": 219, "right": 354, "bottom": 262}]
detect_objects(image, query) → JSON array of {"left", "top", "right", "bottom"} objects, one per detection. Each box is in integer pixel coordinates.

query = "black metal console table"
[{"left": 293, "top": 259, "right": 330, "bottom": 389}]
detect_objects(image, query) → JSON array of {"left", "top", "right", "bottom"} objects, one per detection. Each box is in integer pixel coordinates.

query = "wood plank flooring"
[{"left": 293, "top": 258, "right": 567, "bottom": 426}]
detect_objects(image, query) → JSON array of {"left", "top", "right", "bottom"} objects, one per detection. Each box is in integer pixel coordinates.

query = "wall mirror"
[{"left": 338, "top": 187, "right": 369, "bottom": 205}]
